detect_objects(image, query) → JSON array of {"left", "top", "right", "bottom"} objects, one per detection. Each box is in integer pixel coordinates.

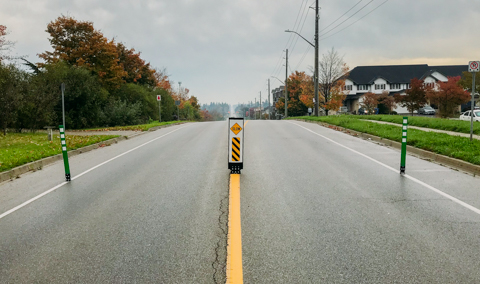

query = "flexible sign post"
[
  {"left": 59, "top": 125, "right": 71, "bottom": 181},
  {"left": 400, "top": 117, "right": 408, "bottom": 174},
  {"left": 228, "top": 118, "right": 244, "bottom": 174}
]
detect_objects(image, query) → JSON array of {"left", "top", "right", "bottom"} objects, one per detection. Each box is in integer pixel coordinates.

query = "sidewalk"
[{"left": 365, "top": 120, "right": 480, "bottom": 140}]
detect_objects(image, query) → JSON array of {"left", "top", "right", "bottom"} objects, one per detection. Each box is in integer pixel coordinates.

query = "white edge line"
[
  {"left": 288, "top": 121, "right": 480, "bottom": 216},
  {"left": 0, "top": 125, "right": 189, "bottom": 220}
]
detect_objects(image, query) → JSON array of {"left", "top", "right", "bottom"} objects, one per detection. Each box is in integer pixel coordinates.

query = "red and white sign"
[
  {"left": 157, "top": 95, "right": 161, "bottom": 101},
  {"left": 468, "top": 61, "right": 480, "bottom": 72}
]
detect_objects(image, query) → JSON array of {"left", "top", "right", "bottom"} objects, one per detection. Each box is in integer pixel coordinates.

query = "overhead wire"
[
  {"left": 318, "top": 0, "right": 374, "bottom": 38},
  {"left": 294, "top": 0, "right": 389, "bottom": 70},
  {"left": 320, "top": 0, "right": 390, "bottom": 41},
  {"left": 288, "top": 0, "right": 310, "bottom": 57},
  {"left": 320, "top": 0, "right": 364, "bottom": 32},
  {"left": 271, "top": 0, "right": 307, "bottom": 78}
]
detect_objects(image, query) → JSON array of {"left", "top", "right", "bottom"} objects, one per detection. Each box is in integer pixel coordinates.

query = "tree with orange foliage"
[
  {"left": 116, "top": 43, "right": 155, "bottom": 87},
  {"left": 38, "top": 16, "right": 126, "bottom": 90},
  {"left": 360, "top": 92, "right": 378, "bottom": 114},
  {"left": 323, "top": 78, "right": 346, "bottom": 113},
  {"left": 427, "top": 76, "right": 470, "bottom": 117},
  {"left": 378, "top": 90, "right": 395, "bottom": 114},
  {"left": 276, "top": 71, "right": 310, "bottom": 116},
  {"left": 298, "top": 74, "right": 315, "bottom": 109},
  {"left": 0, "top": 25, "right": 15, "bottom": 62},
  {"left": 153, "top": 68, "right": 172, "bottom": 91}
]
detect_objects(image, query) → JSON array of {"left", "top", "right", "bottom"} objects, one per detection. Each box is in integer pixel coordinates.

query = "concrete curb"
[
  {"left": 0, "top": 122, "right": 189, "bottom": 184},
  {"left": 296, "top": 119, "right": 480, "bottom": 177}
]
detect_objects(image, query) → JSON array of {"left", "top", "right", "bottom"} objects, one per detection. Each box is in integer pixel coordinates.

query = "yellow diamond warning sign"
[{"left": 230, "top": 123, "right": 242, "bottom": 135}]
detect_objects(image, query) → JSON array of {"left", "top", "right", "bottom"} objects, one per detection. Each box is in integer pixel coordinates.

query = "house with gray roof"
[{"left": 343, "top": 64, "right": 468, "bottom": 114}]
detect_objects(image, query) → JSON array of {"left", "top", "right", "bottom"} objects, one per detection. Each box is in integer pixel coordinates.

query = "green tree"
[
  {"left": 20, "top": 62, "right": 108, "bottom": 130},
  {"left": 0, "top": 63, "right": 28, "bottom": 135}
]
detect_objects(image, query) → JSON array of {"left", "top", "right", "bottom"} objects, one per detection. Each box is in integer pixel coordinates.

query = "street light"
[{"left": 285, "top": 0, "right": 319, "bottom": 116}]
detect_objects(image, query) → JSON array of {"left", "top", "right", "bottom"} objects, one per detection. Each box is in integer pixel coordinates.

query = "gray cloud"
[{"left": 1, "top": 0, "right": 479, "bottom": 105}]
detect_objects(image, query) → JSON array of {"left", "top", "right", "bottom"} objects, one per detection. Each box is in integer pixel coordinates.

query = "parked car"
[
  {"left": 459, "top": 110, "right": 480, "bottom": 122},
  {"left": 418, "top": 106, "right": 436, "bottom": 115},
  {"left": 357, "top": 107, "right": 368, "bottom": 115}
]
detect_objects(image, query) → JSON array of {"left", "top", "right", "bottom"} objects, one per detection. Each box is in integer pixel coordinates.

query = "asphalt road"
[
  {"left": 0, "top": 122, "right": 229, "bottom": 283},
  {"left": 241, "top": 120, "right": 480, "bottom": 283},
  {"left": 1, "top": 120, "right": 480, "bottom": 283}
]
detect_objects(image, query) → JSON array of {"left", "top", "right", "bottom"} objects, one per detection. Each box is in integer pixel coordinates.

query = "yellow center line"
[{"left": 226, "top": 174, "right": 243, "bottom": 283}]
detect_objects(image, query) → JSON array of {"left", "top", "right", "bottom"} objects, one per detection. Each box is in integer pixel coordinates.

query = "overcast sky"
[{"left": 2, "top": 0, "right": 480, "bottom": 106}]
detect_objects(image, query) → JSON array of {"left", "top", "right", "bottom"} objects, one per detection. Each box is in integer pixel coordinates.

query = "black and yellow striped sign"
[{"left": 232, "top": 137, "right": 241, "bottom": 162}]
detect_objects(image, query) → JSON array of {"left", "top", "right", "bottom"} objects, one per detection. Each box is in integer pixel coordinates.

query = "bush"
[{"left": 99, "top": 99, "right": 142, "bottom": 126}]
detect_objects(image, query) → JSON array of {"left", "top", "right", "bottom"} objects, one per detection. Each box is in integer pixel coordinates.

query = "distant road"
[{"left": 1, "top": 120, "right": 480, "bottom": 283}]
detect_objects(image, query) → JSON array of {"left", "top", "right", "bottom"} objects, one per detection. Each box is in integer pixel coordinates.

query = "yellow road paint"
[{"left": 226, "top": 174, "right": 243, "bottom": 283}]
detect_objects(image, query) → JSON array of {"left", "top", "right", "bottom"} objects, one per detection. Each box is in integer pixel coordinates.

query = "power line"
[
  {"left": 320, "top": 0, "right": 364, "bottom": 32},
  {"left": 320, "top": 0, "right": 390, "bottom": 41},
  {"left": 319, "top": 0, "right": 374, "bottom": 38},
  {"left": 271, "top": 1, "right": 308, "bottom": 78},
  {"left": 288, "top": 0, "right": 310, "bottom": 56}
]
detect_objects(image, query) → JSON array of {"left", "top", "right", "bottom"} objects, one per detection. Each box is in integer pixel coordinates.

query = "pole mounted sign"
[
  {"left": 228, "top": 117, "right": 244, "bottom": 174},
  {"left": 157, "top": 95, "right": 161, "bottom": 101},
  {"left": 468, "top": 61, "right": 480, "bottom": 72}
]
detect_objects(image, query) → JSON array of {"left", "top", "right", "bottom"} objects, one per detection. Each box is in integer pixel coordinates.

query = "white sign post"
[
  {"left": 228, "top": 117, "right": 244, "bottom": 174},
  {"left": 468, "top": 61, "right": 479, "bottom": 141}
]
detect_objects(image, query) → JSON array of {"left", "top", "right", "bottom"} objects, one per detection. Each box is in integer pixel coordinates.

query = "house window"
[
  {"left": 406, "top": 84, "right": 411, "bottom": 89},
  {"left": 425, "top": 82, "right": 435, "bottom": 89},
  {"left": 344, "top": 85, "right": 353, "bottom": 91},
  {"left": 375, "top": 84, "right": 386, "bottom": 90},
  {"left": 390, "top": 83, "right": 401, "bottom": 89},
  {"left": 358, "top": 85, "right": 369, "bottom": 91}
]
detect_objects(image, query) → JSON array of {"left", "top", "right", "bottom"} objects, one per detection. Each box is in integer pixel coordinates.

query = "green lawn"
[
  {"left": 0, "top": 133, "right": 118, "bottom": 172},
  {"left": 291, "top": 116, "right": 480, "bottom": 166},
  {"left": 75, "top": 120, "right": 185, "bottom": 132},
  {"left": 356, "top": 115, "right": 480, "bottom": 135}
]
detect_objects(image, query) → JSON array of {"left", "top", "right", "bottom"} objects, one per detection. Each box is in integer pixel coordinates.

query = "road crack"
[{"left": 212, "top": 175, "right": 229, "bottom": 284}]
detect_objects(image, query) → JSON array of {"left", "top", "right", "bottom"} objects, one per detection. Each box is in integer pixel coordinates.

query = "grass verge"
[
  {"left": 0, "top": 133, "right": 119, "bottom": 172},
  {"left": 356, "top": 115, "right": 480, "bottom": 135},
  {"left": 73, "top": 121, "right": 185, "bottom": 132},
  {"left": 291, "top": 116, "right": 480, "bottom": 166}
]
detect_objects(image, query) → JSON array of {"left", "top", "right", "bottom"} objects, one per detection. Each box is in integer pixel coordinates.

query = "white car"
[{"left": 459, "top": 110, "right": 480, "bottom": 122}]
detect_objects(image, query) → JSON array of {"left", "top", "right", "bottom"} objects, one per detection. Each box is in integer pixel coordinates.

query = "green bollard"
[
  {"left": 59, "top": 125, "right": 71, "bottom": 181},
  {"left": 400, "top": 117, "right": 408, "bottom": 174}
]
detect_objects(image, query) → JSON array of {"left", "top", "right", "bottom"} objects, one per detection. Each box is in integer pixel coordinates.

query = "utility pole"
[
  {"left": 260, "top": 91, "right": 262, "bottom": 120},
  {"left": 314, "top": 0, "right": 319, "bottom": 116},
  {"left": 285, "top": 49, "right": 288, "bottom": 118},
  {"left": 268, "top": 79, "right": 271, "bottom": 120}
]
